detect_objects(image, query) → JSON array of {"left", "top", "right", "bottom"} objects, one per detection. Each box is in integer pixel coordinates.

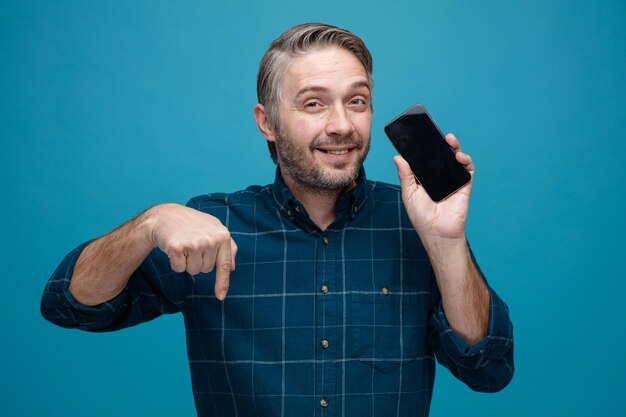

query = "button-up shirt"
[{"left": 41, "top": 168, "right": 514, "bottom": 417}]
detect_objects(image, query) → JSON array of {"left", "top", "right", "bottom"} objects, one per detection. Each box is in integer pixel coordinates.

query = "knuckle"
[
  {"left": 166, "top": 242, "right": 184, "bottom": 255},
  {"left": 218, "top": 260, "right": 232, "bottom": 272},
  {"left": 216, "top": 228, "right": 230, "bottom": 242},
  {"left": 188, "top": 240, "right": 201, "bottom": 252},
  {"left": 204, "top": 236, "right": 216, "bottom": 248}
]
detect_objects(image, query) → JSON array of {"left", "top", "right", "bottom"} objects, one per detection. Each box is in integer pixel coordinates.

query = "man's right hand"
[
  {"left": 143, "top": 203, "right": 237, "bottom": 301},
  {"left": 70, "top": 203, "right": 236, "bottom": 306}
]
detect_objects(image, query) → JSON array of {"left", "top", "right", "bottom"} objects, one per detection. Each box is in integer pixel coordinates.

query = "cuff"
[
  {"left": 433, "top": 287, "right": 513, "bottom": 368},
  {"left": 61, "top": 280, "right": 130, "bottom": 315},
  {"left": 41, "top": 241, "right": 131, "bottom": 330}
]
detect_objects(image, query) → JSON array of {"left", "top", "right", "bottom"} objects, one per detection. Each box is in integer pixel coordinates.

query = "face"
[{"left": 271, "top": 46, "right": 372, "bottom": 192}]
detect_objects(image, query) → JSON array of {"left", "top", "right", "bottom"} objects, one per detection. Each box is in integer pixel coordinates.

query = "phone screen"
[{"left": 384, "top": 104, "right": 471, "bottom": 202}]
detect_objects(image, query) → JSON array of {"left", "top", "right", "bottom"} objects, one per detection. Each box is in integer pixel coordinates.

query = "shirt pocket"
[{"left": 350, "top": 273, "right": 430, "bottom": 374}]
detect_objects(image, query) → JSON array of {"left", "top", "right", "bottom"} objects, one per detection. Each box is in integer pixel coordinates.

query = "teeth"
[{"left": 326, "top": 149, "right": 349, "bottom": 155}]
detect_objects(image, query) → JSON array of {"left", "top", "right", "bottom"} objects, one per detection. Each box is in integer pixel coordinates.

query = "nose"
[{"left": 325, "top": 104, "right": 355, "bottom": 138}]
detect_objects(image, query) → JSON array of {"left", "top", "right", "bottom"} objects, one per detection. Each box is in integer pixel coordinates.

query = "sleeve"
[
  {"left": 428, "top": 251, "right": 514, "bottom": 392},
  {"left": 40, "top": 241, "right": 191, "bottom": 332}
]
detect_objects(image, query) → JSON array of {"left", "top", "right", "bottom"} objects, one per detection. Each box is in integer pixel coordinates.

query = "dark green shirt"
[{"left": 42, "top": 168, "right": 514, "bottom": 416}]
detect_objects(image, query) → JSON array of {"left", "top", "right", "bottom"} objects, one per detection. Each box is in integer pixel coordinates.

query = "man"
[{"left": 42, "top": 23, "right": 513, "bottom": 416}]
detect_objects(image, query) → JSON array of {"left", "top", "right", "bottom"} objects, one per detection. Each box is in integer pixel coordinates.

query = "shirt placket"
[{"left": 315, "top": 230, "right": 338, "bottom": 416}]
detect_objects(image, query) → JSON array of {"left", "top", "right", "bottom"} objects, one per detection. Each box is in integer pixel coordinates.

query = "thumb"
[{"left": 393, "top": 155, "right": 418, "bottom": 193}]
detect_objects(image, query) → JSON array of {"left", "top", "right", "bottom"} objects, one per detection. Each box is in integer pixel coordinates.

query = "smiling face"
[{"left": 270, "top": 46, "right": 372, "bottom": 192}]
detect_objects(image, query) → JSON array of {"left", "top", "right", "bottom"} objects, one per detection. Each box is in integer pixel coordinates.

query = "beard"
[{"left": 274, "top": 127, "right": 370, "bottom": 192}]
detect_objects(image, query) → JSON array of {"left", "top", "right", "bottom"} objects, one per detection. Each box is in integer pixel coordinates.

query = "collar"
[{"left": 271, "top": 166, "right": 368, "bottom": 232}]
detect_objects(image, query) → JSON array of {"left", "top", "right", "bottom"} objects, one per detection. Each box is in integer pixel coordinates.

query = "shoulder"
[
  {"left": 186, "top": 184, "right": 273, "bottom": 211},
  {"left": 363, "top": 179, "right": 413, "bottom": 224},
  {"left": 365, "top": 179, "right": 402, "bottom": 201}
]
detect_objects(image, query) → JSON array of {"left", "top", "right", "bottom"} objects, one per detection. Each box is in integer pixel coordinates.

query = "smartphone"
[{"left": 384, "top": 104, "right": 471, "bottom": 202}]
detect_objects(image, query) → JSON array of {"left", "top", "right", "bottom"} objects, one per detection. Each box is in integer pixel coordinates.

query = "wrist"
[
  {"left": 420, "top": 233, "right": 467, "bottom": 251},
  {"left": 421, "top": 234, "right": 469, "bottom": 264},
  {"left": 136, "top": 204, "right": 168, "bottom": 249}
]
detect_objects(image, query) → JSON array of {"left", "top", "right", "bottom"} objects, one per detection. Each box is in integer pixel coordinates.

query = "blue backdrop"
[{"left": 2, "top": 0, "right": 625, "bottom": 415}]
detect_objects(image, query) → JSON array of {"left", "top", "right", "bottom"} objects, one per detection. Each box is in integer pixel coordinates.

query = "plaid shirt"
[{"left": 42, "top": 168, "right": 514, "bottom": 417}]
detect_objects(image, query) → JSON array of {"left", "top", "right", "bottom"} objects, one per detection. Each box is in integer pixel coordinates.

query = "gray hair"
[{"left": 257, "top": 23, "right": 374, "bottom": 163}]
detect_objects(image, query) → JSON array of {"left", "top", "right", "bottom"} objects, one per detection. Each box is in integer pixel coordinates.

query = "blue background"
[{"left": 2, "top": 0, "right": 625, "bottom": 415}]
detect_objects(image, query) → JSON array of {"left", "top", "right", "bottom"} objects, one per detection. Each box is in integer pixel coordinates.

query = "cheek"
[
  {"left": 355, "top": 113, "right": 372, "bottom": 135},
  {"left": 288, "top": 116, "right": 325, "bottom": 140}
]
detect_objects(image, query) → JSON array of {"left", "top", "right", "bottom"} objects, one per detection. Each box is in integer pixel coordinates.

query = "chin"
[{"left": 316, "top": 166, "right": 361, "bottom": 189}]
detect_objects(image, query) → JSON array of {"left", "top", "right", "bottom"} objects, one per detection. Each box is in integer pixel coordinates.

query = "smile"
[{"left": 316, "top": 145, "right": 357, "bottom": 156}]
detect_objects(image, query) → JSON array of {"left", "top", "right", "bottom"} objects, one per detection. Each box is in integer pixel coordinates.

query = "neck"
[{"left": 281, "top": 173, "right": 356, "bottom": 231}]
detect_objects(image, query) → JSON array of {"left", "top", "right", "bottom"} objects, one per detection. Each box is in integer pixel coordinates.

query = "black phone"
[{"left": 384, "top": 104, "right": 471, "bottom": 202}]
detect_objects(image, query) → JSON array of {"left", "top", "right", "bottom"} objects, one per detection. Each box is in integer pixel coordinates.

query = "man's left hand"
[{"left": 394, "top": 133, "right": 473, "bottom": 241}]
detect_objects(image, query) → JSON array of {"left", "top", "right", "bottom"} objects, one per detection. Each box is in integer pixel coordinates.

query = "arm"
[
  {"left": 429, "top": 279, "right": 514, "bottom": 392},
  {"left": 394, "top": 134, "right": 513, "bottom": 391},
  {"left": 394, "top": 133, "right": 487, "bottom": 344},
  {"left": 42, "top": 202, "right": 237, "bottom": 331},
  {"left": 67, "top": 209, "right": 155, "bottom": 306},
  {"left": 420, "top": 237, "right": 489, "bottom": 345},
  {"left": 69, "top": 203, "right": 237, "bottom": 306}
]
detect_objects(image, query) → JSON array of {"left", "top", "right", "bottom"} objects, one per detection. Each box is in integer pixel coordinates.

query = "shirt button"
[
  {"left": 321, "top": 339, "right": 329, "bottom": 349},
  {"left": 320, "top": 397, "right": 329, "bottom": 408},
  {"left": 320, "top": 285, "right": 329, "bottom": 294},
  {"left": 381, "top": 287, "right": 390, "bottom": 296},
  {"left": 322, "top": 236, "right": 329, "bottom": 245},
  {"left": 286, "top": 209, "right": 292, "bottom": 216},
  {"left": 295, "top": 205, "right": 301, "bottom": 213}
]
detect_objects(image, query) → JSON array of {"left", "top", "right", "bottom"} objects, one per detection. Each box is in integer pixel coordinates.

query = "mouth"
[
  {"left": 318, "top": 148, "right": 350, "bottom": 155},
  {"left": 315, "top": 147, "right": 355, "bottom": 164},
  {"left": 315, "top": 145, "right": 358, "bottom": 155}
]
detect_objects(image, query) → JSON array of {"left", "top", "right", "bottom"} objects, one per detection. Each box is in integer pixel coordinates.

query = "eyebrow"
[
  {"left": 350, "top": 81, "right": 371, "bottom": 92},
  {"left": 295, "top": 86, "right": 329, "bottom": 98},
  {"left": 295, "top": 81, "right": 371, "bottom": 99}
]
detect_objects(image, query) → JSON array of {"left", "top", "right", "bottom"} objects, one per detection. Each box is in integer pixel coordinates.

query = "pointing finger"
[
  {"left": 214, "top": 240, "right": 233, "bottom": 301},
  {"left": 230, "top": 238, "right": 238, "bottom": 271}
]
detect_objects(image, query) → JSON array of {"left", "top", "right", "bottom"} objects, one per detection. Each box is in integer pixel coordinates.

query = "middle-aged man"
[{"left": 42, "top": 23, "right": 514, "bottom": 416}]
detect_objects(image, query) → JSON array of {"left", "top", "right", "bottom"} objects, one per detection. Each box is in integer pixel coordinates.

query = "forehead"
[{"left": 280, "top": 46, "right": 369, "bottom": 94}]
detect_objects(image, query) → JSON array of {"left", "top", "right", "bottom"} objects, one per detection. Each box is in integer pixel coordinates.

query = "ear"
[{"left": 253, "top": 103, "right": 276, "bottom": 142}]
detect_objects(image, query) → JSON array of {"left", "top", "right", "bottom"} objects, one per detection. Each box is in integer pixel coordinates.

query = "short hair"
[{"left": 257, "top": 23, "right": 374, "bottom": 163}]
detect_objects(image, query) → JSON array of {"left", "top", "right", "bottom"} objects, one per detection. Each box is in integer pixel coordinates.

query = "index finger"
[
  {"left": 445, "top": 133, "right": 461, "bottom": 151},
  {"left": 214, "top": 239, "right": 233, "bottom": 301}
]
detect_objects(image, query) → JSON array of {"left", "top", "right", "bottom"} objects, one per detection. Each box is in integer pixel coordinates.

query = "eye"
[
  {"left": 303, "top": 100, "right": 324, "bottom": 112},
  {"left": 348, "top": 97, "right": 369, "bottom": 110}
]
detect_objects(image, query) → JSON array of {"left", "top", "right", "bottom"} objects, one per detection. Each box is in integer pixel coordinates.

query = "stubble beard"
[{"left": 274, "top": 127, "right": 370, "bottom": 193}]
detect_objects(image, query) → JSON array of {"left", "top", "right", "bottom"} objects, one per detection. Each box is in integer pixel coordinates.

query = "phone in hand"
[{"left": 384, "top": 103, "right": 471, "bottom": 202}]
